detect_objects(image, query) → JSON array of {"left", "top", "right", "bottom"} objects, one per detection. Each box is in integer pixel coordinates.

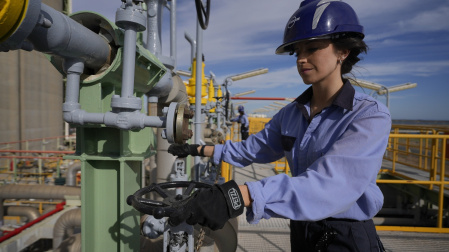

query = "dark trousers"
[
  {"left": 290, "top": 218, "right": 384, "bottom": 252},
  {"left": 241, "top": 131, "right": 249, "bottom": 140}
]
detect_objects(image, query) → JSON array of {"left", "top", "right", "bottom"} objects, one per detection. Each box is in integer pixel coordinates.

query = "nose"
[
  {"left": 296, "top": 54, "right": 306, "bottom": 64},
  {"left": 295, "top": 48, "right": 307, "bottom": 63}
]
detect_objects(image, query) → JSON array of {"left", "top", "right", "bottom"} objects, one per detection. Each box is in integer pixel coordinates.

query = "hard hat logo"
[
  {"left": 228, "top": 188, "right": 242, "bottom": 210},
  {"left": 288, "top": 16, "right": 301, "bottom": 29},
  {"left": 312, "top": 2, "right": 331, "bottom": 30}
]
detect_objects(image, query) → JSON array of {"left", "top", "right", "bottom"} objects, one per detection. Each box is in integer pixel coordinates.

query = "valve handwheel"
[{"left": 127, "top": 181, "right": 212, "bottom": 219}]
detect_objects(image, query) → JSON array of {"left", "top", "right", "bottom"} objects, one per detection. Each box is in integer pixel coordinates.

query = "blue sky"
[{"left": 73, "top": 0, "right": 449, "bottom": 121}]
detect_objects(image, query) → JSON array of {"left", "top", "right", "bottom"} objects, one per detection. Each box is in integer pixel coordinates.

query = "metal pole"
[
  {"left": 194, "top": 19, "right": 203, "bottom": 181},
  {"left": 145, "top": 0, "right": 162, "bottom": 55},
  {"left": 121, "top": 26, "right": 138, "bottom": 98},
  {"left": 170, "top": 0, "right": 177, "bottom": 70},
  {"left": 185, "top": 32, "right": 196, "bottom": 65}
]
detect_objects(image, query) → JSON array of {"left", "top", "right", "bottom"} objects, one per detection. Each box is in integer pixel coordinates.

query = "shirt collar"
[{"left": 294, "top": 80, "right": 354, "bottom": 111}]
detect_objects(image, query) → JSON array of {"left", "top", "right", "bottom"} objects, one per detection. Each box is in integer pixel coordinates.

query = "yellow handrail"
[{"left": 242, "top": 121, "right": 449, "bottom": 232}]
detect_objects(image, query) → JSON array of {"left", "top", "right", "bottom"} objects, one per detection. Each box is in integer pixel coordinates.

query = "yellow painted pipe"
[
  {"left": 0, "top": 0, "right": 29, "bottom": 42},
  {"left": 376, "top": 226, "right": 449, "bottom": 233}
]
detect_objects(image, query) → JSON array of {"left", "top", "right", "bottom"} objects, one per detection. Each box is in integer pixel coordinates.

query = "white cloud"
[
  {"left": 397, "top": 6, "right": 449, "bottom": 32},
  {"left": 359, "top": 60, "right": 449, "bottom": 77}
]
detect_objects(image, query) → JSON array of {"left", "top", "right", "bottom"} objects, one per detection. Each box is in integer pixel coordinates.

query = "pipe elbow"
[{"left": 63, "top": 109, "right": 84, "bottom": 125}]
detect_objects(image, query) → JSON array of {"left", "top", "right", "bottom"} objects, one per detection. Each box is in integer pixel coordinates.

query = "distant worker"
[
  {"left": 230, "top": 105, "right": 249, "bottom": 140},
  {"left": 168, "top": 0, "right": 390, "bottom": 251}
]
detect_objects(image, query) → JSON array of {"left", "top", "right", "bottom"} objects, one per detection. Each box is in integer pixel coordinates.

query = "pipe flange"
[
  {"left": 175, "top": 104, "right": 194, "bottom": 143},
  {"left": 165, "top": 102, "right": 178, "bottom": 143},
  {"left": 111, "top": 95, "right": 142, "bottom": 110}
]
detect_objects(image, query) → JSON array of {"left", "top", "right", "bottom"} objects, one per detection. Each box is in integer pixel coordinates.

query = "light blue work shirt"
[
  {"left": 213, "top": 81, "right": 391, "bottom": 224},
  {"left": 230, "top": 113, "right": 249, "bottom": 132}
]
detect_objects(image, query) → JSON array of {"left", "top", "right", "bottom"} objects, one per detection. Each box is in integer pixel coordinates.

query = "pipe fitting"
[
  {"left": 104, "top": 111, "right": 145, "bottom": 130},
  {"left": 104, "top": 111, "right": 166, "bottom": 130}
]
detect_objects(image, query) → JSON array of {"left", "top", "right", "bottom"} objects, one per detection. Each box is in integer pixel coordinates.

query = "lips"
[{"left": 300, "top": 68, "right": 312, "bottom": 73}]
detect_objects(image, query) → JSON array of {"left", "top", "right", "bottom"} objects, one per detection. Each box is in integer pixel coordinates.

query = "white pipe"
[
  {"left": 5, "top": 206, "right": 40, "bottom": 222},
  {"left": 66, "top": 163, "right": 81, "bottom": 187},
  {"left": 53, "top": 208, "right": 81, "bottom": 250}
]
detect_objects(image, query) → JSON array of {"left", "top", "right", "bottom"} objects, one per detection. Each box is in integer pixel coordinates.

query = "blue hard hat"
[
  {"left": 238, "top": 105, "right": 244, "bottom": 112},
  {"left": 275, "top": 0, "right": 364, "bottom": 55}
]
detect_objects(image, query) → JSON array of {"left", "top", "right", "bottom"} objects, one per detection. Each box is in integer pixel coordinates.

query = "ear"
[{"left": 339, "top": 49, "right": 350, "bottom": 61}]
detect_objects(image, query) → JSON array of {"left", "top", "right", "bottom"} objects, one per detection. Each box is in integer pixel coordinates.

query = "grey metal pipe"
[
  {"left": 184, "top": 32, "right": 196, "bottom": 64},
  {"left": 156, "top": 128, "right": 176, "bottom": 185},
  {"left": 145, "top": 0, "right": 182, "bottom": 100},
  {"left": 54, "top": 233, "right": 81, "bottom": 252},
  {"left": 4, "top": 206, "right": 40, "bottom": 222},
  {"left": 28, "top": 4, "right": 110, "bottom": 70},
  {"left": 146, "top": 73, "right": 174, "bottom": 100},
  {"left": 53, "top": 208, "right": 81, "bottom": 250},
  {"left": 146, "top": 0, "right": 163, "bottom": 55},
  {"left": 143, "top": 115, "right": 167, "bottom": 128},
  {"left": 62, "top": 59, "right": 83, "bottom": 120},
  {"left": 0, "top": 185, "right": 81, "bottom": 201},
  {"left": 157, "top": 75, "right": 188, "bottom": 104},
  {"left": 64, "top": 67, "right": 81, "bottom": 105},
  {"left": 81, "top": 112, "right": 106, "bottom": 125},
  {"left": 66, "top": 163, "right": 81, "bottom": 187},
  {"left": 121, "top": 26, "right": 139, "bottom": 98},
  {"left": 170, "top": 0, "right": 177, "bottom": 70},
  {"left": 65, "top": 107, "right": 166, "bottom": 129},
  {"left": 62, "top": 57, "right": 168, "bottom": 129},
  {"left": 194, "top": 20, "right": 204, "bottom": 180}
]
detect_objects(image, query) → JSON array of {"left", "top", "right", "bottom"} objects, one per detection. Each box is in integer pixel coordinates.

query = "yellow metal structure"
[
  {"left": 0, "top": 0, "right": 28, "bottom": 42},
  {"left": 186, "top": 59, "right": 208, "bottom": 105},
  {"left": 273, "top": 158, "right": 290, "bottom": 176},
  {"left": 221, "top": 132, "right": 232, "bottom": 182},
  {"left": 216, "top": 85, "right": 223, "bottom": 99},
  {"left": 207, "top": 77, "right": 216, "bottom": 113},
  {"left": 248, "top": 117, "right": 271, "bottom": 135},
  {"left": 379, "top": 132, "right": 448, "bottom": 233}
]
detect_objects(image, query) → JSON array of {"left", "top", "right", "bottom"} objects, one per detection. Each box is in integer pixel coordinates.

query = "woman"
[{"left": 168, "top": 0, "right": 390, "bottom": 251}]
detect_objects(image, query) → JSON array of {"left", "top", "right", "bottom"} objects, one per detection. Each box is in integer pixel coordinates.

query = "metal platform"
[{"left": 233, "top": 163, "right": 449, "bottom": 252}]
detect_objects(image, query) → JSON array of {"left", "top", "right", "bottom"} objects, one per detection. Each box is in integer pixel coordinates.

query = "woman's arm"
[
  {"left": 239, "top": 185, "right": 253, "bottom": 207},
  {"left": 196, "top": 145, "right": 215, "bottom": 157}
]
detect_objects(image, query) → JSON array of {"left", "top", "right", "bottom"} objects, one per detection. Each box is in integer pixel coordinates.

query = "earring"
[{"left": 339, "top": 59, "right": 343, "bottom": 64}]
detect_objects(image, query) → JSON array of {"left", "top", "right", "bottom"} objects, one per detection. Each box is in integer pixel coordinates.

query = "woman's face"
[{"left": 294, "top": 39, "right": 344, "bottom": 85}]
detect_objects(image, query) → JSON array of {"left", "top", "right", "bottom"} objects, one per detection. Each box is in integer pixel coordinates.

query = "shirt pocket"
[{"left": 281, "top": 135, "right": 296, "bottom": 152}]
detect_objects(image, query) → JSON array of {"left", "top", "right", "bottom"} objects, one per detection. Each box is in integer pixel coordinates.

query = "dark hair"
[{"left": 331, "top": 33, "right": 368, "bottom": 75}]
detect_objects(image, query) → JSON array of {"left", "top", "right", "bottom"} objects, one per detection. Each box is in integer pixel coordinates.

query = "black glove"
[
  {"left": 167, "top": 143, "right": 200, "bottom": 158},
  {"left": 168, "top": 180, "right": 244, "bottom": 230}
]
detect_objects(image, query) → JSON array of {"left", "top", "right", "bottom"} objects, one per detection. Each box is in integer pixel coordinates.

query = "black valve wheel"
[
  {"left": 127, "top": 181, "right": 212, "bottom": 219},
  {"left": 195, "top": 0, "right": 210, "bottom": 30}
]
